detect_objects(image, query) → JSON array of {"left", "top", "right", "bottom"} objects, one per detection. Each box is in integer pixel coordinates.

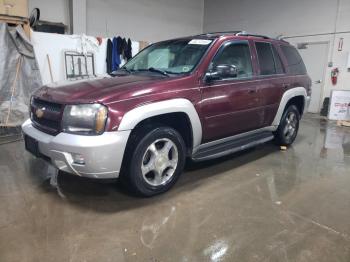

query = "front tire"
[
  {"left": 274, "top": 105, "right": 300, "bottom": 146},
  {"left": 124, "top": 126, "right": 186, "bottom": 197}
]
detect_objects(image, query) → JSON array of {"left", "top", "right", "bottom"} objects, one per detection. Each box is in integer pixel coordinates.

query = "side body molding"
[
  {"left": 271, "top": 86, "right": 307, "bottom": 127},
  {"left": 118, "top": 98, "right": 203, "bottom": 153}
]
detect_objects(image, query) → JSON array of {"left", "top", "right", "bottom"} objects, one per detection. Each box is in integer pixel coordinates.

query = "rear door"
[
  {"left": 200, "top": 40, "right": 264, "bottom": 142},
  {"left": 253, "top": 41, "right": 287, "bottom": 126}
]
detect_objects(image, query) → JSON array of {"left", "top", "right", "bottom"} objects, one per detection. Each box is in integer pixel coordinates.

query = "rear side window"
[
  {"left": 280, "top": 45, "right": 307, "bottom": 75},
  {"left": 272, "top": 45, "right": 285, "bottom": 74},
  {"left": 255, "top": 42, "right": 276, "bottom": 75}
]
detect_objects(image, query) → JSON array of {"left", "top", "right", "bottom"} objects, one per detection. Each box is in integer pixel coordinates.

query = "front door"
[{"left": 200, "top": 40, "right": 264, "bottom": 142}]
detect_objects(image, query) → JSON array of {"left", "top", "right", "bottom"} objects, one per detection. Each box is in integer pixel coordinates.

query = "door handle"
[
  {"left": 248, "top": 89, "right": 257, "bottom": 94},
  {"left": 314, "top": 80, "right": 322, "bottom": 84}
]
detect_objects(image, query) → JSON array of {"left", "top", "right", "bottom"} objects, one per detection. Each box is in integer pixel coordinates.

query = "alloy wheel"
[
  {"left": 283, "top": 111, "right": 298, "bottom": 140},
  {"left": 141, "top": 138, "right": 179, "bottom": 186}
]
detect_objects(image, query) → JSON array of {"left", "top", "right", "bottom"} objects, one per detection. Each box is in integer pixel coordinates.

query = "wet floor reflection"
[
  {"left": 320, "top": 123, "right": 350, "bottom": 160},
  {"left": 1, "top": 115, "right": 350, "bottom": 261}
]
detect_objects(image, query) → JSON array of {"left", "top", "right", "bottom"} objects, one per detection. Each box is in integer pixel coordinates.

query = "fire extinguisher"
[{"left": 331, "top": 68, "right": 339, "bottom": 85}]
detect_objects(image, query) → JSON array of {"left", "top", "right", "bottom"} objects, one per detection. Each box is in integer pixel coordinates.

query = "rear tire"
[
  {"left": 122, "top": 126, "right": 186, "bottom": 197},
  {"left": 274, "top": 105, "right": 300, "bottom": 146}
]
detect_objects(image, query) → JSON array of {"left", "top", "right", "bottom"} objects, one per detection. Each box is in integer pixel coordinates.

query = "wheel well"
[
  {"left": 285, "top": 96, "right": 305, "bottom": 115},
  {"left": 130, "top": 112, "right": 193, "bottom": 155}
]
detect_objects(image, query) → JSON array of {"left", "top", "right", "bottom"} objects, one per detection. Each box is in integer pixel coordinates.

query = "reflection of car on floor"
[{"left": 22, "top": 31, "right": 311, "bottom": 196}]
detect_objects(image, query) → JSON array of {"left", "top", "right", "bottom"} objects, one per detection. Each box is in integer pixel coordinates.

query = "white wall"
[
  {"left": 204, "top": 0, "right": 346, "bottom": 37},
  {"left": 203, "top": 0, "right": 350, "bottom": 105},
  {"left": 86, "top": 0, "right": 204, "bottom": 42},
  {"left": 28, "top": 0, "right": 204, "bottom": 42},
  {"left": 72, "top": 0, "right": 86, "bottom": 34}
]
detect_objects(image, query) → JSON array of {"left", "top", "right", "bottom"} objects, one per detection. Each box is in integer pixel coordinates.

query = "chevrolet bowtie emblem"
[{"left": 35, "top": 107, "right": 45, "bottom": 118}]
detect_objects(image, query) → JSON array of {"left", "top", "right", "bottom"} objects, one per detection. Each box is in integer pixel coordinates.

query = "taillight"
[
  {"left": 307, "top": 77, "right": 312, "bottom": 96},
  {"left": 307, "top": 87, "right": 312, "bottom": 96}
]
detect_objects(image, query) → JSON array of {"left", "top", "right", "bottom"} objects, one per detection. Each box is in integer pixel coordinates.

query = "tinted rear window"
[
  {"left": 272, "top": 45, "right": 285, "bottom": 74},
  {"left": 280, "top": 45, "right": 307, "bottom": 75}
]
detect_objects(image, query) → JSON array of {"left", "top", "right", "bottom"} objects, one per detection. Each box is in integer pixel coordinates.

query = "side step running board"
[{"left": 192, "top": 131, "right": 274, "bottom": 161}]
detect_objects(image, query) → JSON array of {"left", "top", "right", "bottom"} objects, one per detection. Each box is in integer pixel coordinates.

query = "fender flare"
[
  {"left": 118, "top": 98, "right": 203, "bottom": 152},
  {"left": 272, "top": 87, "right": 307, "bottom": 127}
]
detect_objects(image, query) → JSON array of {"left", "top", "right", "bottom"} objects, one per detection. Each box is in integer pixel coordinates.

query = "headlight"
[{"left": 62, "top": 104, "right": 108, "bottom": 135}]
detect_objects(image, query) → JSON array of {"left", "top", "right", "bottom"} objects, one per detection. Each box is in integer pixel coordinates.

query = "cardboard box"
[
  {"left": 328, "top": 90, "right": 350, "bottom": 121},
  {"left": 0, "top": 0, "right": 28, "bottom": 17}
]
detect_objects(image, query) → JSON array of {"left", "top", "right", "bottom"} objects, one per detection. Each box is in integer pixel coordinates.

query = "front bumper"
[{"left": 22, "top": 119, "right": 131, "bottom": 179}]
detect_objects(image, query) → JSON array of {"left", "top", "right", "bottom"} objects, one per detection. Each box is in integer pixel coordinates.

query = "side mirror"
[{"left": 205, "top": 64, "right": 238, "bottom": 81}]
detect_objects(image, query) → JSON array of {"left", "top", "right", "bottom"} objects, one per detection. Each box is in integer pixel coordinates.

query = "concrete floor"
[{"left": 1, "top": 115, "right": 350, "bottom": 262}]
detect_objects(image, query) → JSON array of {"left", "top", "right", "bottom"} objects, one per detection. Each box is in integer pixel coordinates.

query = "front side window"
[
  {"left": 123, "top": 38, "right": 212, "bottom": 74},
  {"left": 209, "top": 41, "right": 253, "bottom": 79},
  {"left": 280, "top": 45, "right": 307, "bottom": 75}
]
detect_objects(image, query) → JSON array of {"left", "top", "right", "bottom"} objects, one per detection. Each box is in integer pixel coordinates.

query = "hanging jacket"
[
  {"left": 111, "top": 37, "right": 121, "bottom": 71},
  {"left": 106, "top": 39, "right": 113, "bottom": 73},
  {"left": 116, "top": 36, "right": 123, "bottom": 54},
  {"left": 125, "top": 38, "right": 132, "bottom": 61},
  {"left": 120, "top": 38, "right": 128, "bottom": 60}
]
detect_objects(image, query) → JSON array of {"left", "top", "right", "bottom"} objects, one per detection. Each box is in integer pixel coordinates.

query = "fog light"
[{"left": 72, "top": 153, "right": 85, "bottom": 165}]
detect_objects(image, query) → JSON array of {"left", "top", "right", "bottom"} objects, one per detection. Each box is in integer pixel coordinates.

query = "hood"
[{"left": 33, "top": 74, "right": 172, "bottom": 104}]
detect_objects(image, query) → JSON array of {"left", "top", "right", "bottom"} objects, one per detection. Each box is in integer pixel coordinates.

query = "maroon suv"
[{"left": 22, "top": 31, "right": 311, "bottom": 196}]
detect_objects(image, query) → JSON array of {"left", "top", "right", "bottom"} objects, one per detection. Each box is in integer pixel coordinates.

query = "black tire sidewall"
[
  {"left": 276, "top": 105, "right": 300, "bottom": 146},
  {"left": 128, "top": 127, "right": 186, "bottom": 197}
]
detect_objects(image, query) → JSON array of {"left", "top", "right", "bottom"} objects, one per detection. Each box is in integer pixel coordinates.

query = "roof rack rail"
[
  {"left": 208, "top": 31, "right": 242, "bottom": 35},
  {"left": 235, "top": 31, "right": 271, "bottom": 39},
  {"left": 195, "top": 31, "right": 274, "bottom": 40},
  {"left": 196, "top": 31, "right": 242, "bottom": 36}
]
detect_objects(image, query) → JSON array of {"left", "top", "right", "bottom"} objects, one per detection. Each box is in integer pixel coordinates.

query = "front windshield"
[{"left": 123, "top": 38, "right": 213, "bottom": 74}]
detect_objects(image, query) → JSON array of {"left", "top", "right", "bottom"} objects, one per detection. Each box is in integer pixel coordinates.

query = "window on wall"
[
  {"left": 280, "top": 45, "right": 307, "bottom": 75},
  {"left": 255, "top": 42, "right": 277, "bottom": 75},
  {"left": 210, "top": 41, "right": 253, "bottom": 79}
]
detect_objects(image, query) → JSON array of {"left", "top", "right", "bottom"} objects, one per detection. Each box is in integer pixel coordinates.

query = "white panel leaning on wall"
[{"left": 31, "top": 31, "right": 144, "bottom": 85}]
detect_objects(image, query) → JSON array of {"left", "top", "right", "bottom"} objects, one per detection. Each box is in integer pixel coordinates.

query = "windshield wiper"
[
  {"left": 119, "top": 67, "right": 132, "bottom": 74},
  {"left": 147, "top": 67, "right": 169, "bottom": 77}
]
